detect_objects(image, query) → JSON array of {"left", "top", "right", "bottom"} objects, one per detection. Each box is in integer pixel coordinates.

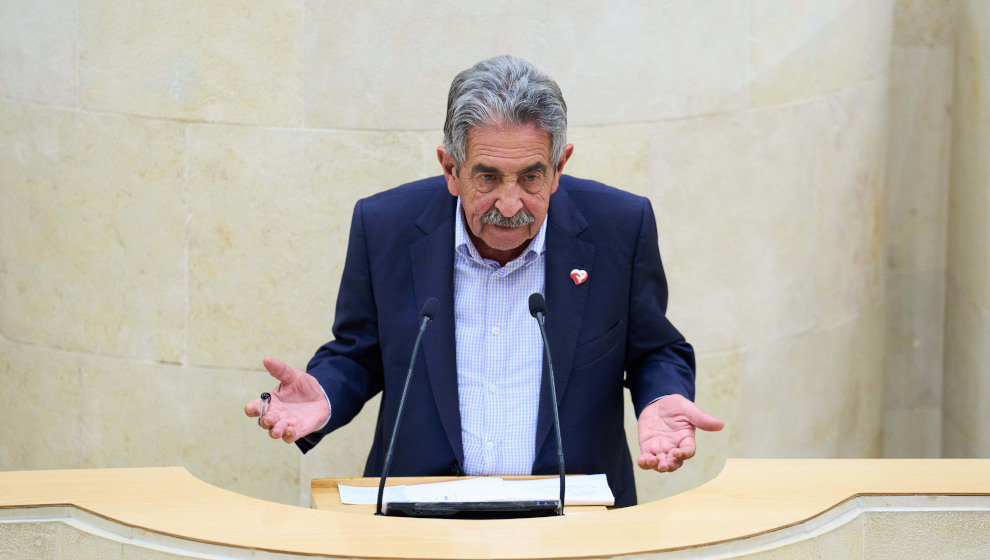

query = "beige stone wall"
[
  {"left": 882, "top": 0, "right": 955, "bottom": 457},
  {"left": 944, "top": 0, "right": 990, "bottom": 458},
  {"left": 1, "top": 1, "right": 898, "bottom": 506}
]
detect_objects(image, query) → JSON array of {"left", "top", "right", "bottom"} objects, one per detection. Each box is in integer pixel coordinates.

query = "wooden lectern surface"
[{"left": 1, "top": 459, "right": 989, "bottom": 559}]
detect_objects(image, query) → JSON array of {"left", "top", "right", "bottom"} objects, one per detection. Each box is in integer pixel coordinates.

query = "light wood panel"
[{"left": 1, "top": 459, "right": 988, "bottom": 559}]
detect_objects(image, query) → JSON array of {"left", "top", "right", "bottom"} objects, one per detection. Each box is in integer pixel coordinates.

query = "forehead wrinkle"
[{"left": 464, "top": 124, "right": 552, "bottom": 165}]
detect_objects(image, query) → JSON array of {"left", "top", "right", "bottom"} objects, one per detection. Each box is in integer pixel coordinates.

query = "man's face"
[{"left": 438, "top": 123, "right": 573, "bottom": 263}]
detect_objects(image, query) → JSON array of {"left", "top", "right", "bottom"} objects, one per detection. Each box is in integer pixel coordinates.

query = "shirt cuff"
[
  {"left": 645, "top": 394, "right": 671, "bottom": 408},
  {"left": 315, "top": 384, "right": 331, "bottom": 432}
]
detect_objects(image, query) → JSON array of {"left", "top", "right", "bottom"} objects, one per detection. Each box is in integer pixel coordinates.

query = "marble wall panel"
[
  {"left": 748, "top": 0, "right": 893, "bottom": 108},
  {"left": 894, "top": 0, "right": 956, "bottom": 47},
  {"left": 886, "top": 47, "right": 953, "bottom": 273},
  {"left": 79, "top": 1, "right": 303, "bottom": 125},
  {"left": 736, "top": 296, "right": 884, "bottom": 457},
  {"left": 304, "top": 0, "right": 749, "bottom": 130},
  {"left": 564, "top": 124, "right": 652, "bottom": 197},
  {"left": 0, "top": 0, "right": 77, "bottom": 105},
  {"left": 946, "top": 0, "right": 990, "bottom": 313},
  {"left": 649, "top": 105, "right": 817, "bottom": 353},
  {"left": 77, "top": 356, "right": 301, "bottom": 505},
  {"left": 884, "top": 271, "right": 945, "bottom": 411},
  {"left": 811, "top": 74, "right": 887, "bottom": 328},
  {"left": 942, "top": 280, "right": 990, "bottom": 457},
  {"left": 942, "top": 415, "right": 974, "bottom": 458},
  {"left": 186, "top": 125, "right": 428, "bottom": 370},
  {"left": 944, "top": 0, "right": 990, "bottom": 459},
  {"left": 0, "top": 101, "right": 185, "bottom": 363},
  {"left": 650, "top": 76, "right": 886, "bottom": 354},
  {"left": 882, "top": 406, "right": 941, "bottom": 457},
  {"left": 882, "top": 1, "right": 954, "bottom": 458},
  {"left": 0, "top": 340, "right": 82, "bottom": 470}
]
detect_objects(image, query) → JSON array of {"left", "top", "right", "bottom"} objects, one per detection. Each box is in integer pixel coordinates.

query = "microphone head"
[
  {"left": 528, "top": 293, "right": 547, "bottom": 318},
  {"left": 420, "top": 297, "right": 439, "bottom": 320}
]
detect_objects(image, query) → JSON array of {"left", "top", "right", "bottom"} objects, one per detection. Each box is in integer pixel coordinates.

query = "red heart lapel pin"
[{"left": 570, "top": 269, "right": 588, "bottom": 285}]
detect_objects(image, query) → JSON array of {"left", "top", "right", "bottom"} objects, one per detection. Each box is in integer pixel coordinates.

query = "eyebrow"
[
  {"left": 471, "top": 163, "right": 501, "bottom": 175},
  {"left": 520, "top": 162, "right": 547, "bottom": 175},
  {"left": 470, "top": 162, "right": 548, "bottom": 175}
]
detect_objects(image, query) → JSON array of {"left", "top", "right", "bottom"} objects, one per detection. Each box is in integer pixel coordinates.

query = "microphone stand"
[
  {"left": 529, "top": 293, "right": 565, "bottom": 515},
  {"left": 376, "top": 299, "right": 436, "bottom": 515},
  {"left": 377, "top": 295, "right": 563, "bottom": 519}
]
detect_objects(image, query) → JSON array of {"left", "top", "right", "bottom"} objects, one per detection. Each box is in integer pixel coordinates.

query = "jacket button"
[{"left": 450, "top": 462, "right": 462, "bottom": 475}]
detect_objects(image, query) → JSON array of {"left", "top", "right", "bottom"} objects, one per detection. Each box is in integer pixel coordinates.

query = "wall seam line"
[
  {"left": 0, "top": 67, "right": 889, "bottom": 133},
  {"left": 183, "top": 124, "right": 191, "bottom": 367}
]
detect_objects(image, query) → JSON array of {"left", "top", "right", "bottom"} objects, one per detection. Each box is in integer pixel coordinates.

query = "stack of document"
[{"left": 338, "top": 475, "right": 614, "bottom": 506}]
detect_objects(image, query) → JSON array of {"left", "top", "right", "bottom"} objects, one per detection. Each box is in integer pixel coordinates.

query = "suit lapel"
[
  {"left": 409, "top": 186, "right": 464, "bottom": 466},
  {"left": 534, "top": 185, "right": 596, "bottom": 459}
]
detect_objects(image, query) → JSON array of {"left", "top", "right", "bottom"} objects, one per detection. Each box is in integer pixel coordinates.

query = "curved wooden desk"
[{"left": 1, "top": 459, "right": 989, "bottom": 559}]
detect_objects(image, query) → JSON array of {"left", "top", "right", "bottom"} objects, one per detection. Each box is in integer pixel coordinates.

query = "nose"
[{"left": 494, "top": 183, "right": 524, "bottom": 217}]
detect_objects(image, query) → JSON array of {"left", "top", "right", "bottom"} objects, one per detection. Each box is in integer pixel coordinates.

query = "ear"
[
  {"left": 437, "top": 146, "right": 460, "bottom": 196},
  {"left": 549, "top": 143, "right": 574, "bottom": 194}
]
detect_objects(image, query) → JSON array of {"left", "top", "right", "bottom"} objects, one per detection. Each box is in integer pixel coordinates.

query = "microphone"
[
  {"left": 528, "top": 293, "right": 565, "bottom": 515},
  {"left": 376, "top": 297, "right": 438, "bottom": 515}
]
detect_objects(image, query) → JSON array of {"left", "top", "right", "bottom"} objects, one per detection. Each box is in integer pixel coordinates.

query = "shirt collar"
[{"left": 454, "top": 198, "right": 548, "bottom": 267}]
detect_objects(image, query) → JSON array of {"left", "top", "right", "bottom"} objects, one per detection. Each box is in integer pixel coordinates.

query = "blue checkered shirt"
[{"left": 454, "top": 200, "right": 547, "bottom": 475}]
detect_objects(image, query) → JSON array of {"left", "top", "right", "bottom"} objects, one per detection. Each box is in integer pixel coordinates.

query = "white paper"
[
  {"left": 402, "top": 476, "right": 506, "bottom": 502},
  {"left": 503, "top": 474, "right": 614, "bottom": 505},
  {"left": 337, "top": 475, "right": 613, "bottom": 506},
  {"left": 337, "top": 484, "right": 408, "bottom": 505}
]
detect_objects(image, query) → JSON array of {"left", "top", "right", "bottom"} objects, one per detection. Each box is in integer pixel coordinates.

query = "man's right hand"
[{"left": 244, "top": 357, "right": 330, "bottom": 444}]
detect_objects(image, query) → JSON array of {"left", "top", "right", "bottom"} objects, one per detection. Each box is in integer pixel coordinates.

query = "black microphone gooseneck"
[
  {"left": 528, "top": 292, "right": 565, "bottom": 515},
  {"left": 376, "top": 297, "right": 439, "bottom": 515}
]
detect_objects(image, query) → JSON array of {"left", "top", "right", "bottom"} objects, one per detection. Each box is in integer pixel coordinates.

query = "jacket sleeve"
[
  {"left": 296, "top": 200, "right": 384, "bottom": 452},
  {"left": 623, "top": 198, "right": 696, "bottom": 417}
]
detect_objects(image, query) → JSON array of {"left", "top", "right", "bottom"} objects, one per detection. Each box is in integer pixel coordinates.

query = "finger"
[
  {"left": 683, "top": 403, "right": 725, "bottom": 432},
  {"left": 245, "top": 398, "right": 261, "bottom": 417},
  {"left": 637, "top": 453, "right": 658, "bottom": 470},
  {"left": 270, "top": 418, "right": 290, "bottom": 439},
  {"left": 664, "top": 457, "right": 684, "bottom": 472},
  {"left": 259, "top": 411, "right": 278, "bottom": 430},
  {"left": 263, "top": 356, "right": 301, "bottom": 385},
  {"left": 648, "top": 439, "right": 674, "bottom": 456},
  {"left": 673, "top": 436, "right": 697, "bottom": 460},
  {"left": 282, "top": 424, "right": 298, "bottom": 444}
]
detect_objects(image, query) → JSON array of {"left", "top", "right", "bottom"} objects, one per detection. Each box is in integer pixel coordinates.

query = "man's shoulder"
[
  {"left": 356, "top": 176, "right": 450, "bottom": 224},
  {"left": 557, "top": 175, "right": 650, "bottom": 219}
]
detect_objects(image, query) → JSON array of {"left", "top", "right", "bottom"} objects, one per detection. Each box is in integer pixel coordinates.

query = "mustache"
[{"left": 480, "top": 208, "right": 536, "bottom": 228}]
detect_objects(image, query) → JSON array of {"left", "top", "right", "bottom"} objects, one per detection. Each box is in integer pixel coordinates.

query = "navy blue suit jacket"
[{"left": 298, "top": 175, "right": 695, "bottom": 507}]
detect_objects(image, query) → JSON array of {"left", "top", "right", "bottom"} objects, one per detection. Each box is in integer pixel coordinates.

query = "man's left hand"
[{"left": 637, "top": 394, "right": 724, "bottom": 472}]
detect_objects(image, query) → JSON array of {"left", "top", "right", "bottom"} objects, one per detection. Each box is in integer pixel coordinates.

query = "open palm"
[
  {"left": 244, "top": 357, "right": 330, "bottom": 444},
  {"left": 637, "top": 394, "right": 724, "bottom": 472}
]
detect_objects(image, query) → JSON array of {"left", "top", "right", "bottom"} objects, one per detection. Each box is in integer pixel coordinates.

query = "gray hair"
[{"left": 443, "top": 56, "right": 567, "bottom": 170}]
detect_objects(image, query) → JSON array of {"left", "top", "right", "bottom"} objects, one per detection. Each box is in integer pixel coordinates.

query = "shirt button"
[
  {"left": 491, "top": 326, "right": 500, "bottom": 335},
  {"left": 485, "top": 441, "right": 494, "bottom": 450},
  {"left": 488, "top": 384, "right": 498, "bottom": 393}
]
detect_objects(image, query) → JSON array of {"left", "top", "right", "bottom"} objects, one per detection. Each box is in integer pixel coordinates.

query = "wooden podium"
[{"left": 2, "top": 459, "right": 989, "bottom": 559}]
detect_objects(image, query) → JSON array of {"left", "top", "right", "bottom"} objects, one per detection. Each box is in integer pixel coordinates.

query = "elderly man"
[{"left": 245, "top": 56, "right": 722, "bottom": 507}]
